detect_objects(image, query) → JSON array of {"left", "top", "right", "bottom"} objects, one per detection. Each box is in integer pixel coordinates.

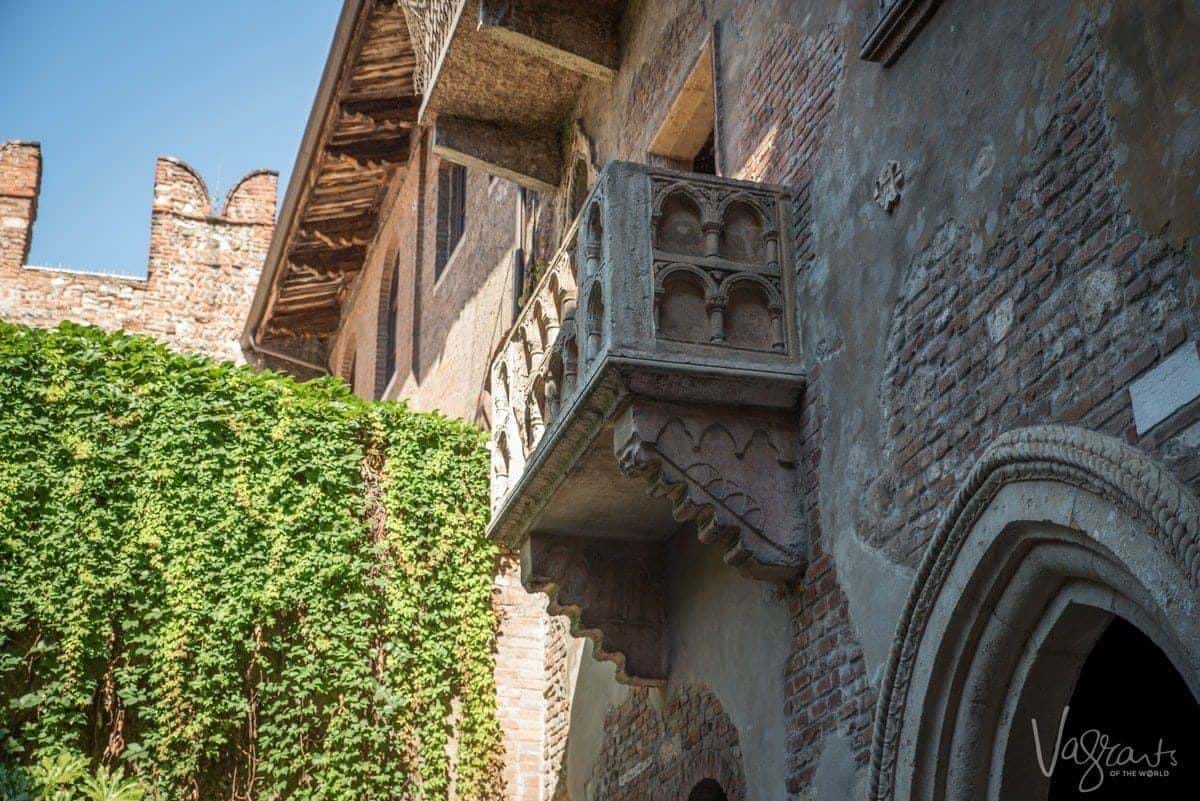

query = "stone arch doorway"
[
  {"left": 1045, "top": 616, "right": 1200, "bottom": 800},
  {"left": 868, "top": 425, "right": 1200, "bottom": 801},
  {"left": 687, "top": 778, "right": 728, "bottom": 801}
]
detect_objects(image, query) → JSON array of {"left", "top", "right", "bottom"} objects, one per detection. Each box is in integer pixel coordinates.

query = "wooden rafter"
[{"left": 253, "top": 0, "right": 419, "bottom": 370}]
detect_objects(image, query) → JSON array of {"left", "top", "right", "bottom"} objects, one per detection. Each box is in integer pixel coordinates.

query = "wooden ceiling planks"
[{"left": 261, "top": 0, "right": 418, "bottom": 355}]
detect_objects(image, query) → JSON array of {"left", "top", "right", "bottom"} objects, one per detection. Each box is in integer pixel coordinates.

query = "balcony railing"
[
  {"left": 487, "top": 162, "right": 807, "bottom": 684},
  {"left": 399, "top": 0, "right": 463, "bottom": 94}
]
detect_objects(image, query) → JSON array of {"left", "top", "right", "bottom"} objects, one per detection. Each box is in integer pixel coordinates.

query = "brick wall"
[
  {"left": 398, "top": 154, "right": 516, "bottom": 421},
  {"left": 588, "top": 684, "right": 746, "bottom": 801},
  {"left": 317, "top": 3, "right": 1200, "bottom": 800},
  {"left": 0, "top": 142, "right": 40, "bottom": 270},
  {"left": 330, "top": 130, "right": 517, "bottom": 420},
  {"left": 492, "top": 555, "right": 549, "bottom": 801},
  {"left": 0, "top": 141, "right": 276, "bottom": 361},
  {"left": 542, "top": 616, "right": 571, "bottom": 801},
  {"left": 879, "top": 24, "right": 1200, "bottom": 567},
  {"left": 781, "top": 372, "right": 876, "bottom": 793}
]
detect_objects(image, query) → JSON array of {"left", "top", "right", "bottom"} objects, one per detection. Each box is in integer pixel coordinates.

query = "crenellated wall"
[{"left": 0, "top": 141, "right": 276, "bottom": 361}]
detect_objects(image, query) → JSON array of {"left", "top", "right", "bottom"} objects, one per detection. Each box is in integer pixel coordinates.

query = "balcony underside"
[
  {"left": 495, "top": 359, "right": 807, "bottom": 685},
  {"left": 420, "top": 0, "right": 624, "bottom": 189}
]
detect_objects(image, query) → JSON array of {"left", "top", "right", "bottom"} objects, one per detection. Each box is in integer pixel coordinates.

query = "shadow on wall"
[{"left": 408, "top": 168, "right": 518, "bottom": 421}]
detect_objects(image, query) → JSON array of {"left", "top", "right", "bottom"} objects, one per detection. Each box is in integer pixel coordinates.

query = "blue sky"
[{"left": 0, "top": 1, "right": 338, "bottom": 275}]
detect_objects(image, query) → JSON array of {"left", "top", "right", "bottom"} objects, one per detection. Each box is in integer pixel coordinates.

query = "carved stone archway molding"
[{"left": 868, "top": 425, "right": 1200, "bottom": 801}]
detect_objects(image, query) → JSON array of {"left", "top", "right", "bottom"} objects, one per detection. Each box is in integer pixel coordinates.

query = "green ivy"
[{"left": 0, "top": 322, "right": 502, "bottom": 800}]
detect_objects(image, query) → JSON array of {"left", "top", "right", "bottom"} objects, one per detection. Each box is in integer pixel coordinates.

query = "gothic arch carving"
[
  {"left": 869, "top": 425, "right": 1200, "bottom": 801},
  {"left": 558, "top": 120, "right": 599, "bottom": 240},
  {"left": 655, "top": 262, "right": 720, "bottom": 298},
  {"left": 655, "top": 263, "right": 718, "bottom": 345},
  {"left": 547, "top": 270, "right": 576, "bottom": 322},
  {"left": 653, "top": 187, "right": 707, "bottom": 257},
  {"left": 716, "top": 198, "right": 768, "bottom": 263},
  {"left": 651, "top": 181, "right": 710, "bottom": 220},
  {"left": 716, "top": 271, "right": 780, "bottom": 307},
  {"left": 583, "top": 280, "right": 605, "bottom": 364},
  {"left": 717, "top": 274, "right": 783, "bottom": 353}
]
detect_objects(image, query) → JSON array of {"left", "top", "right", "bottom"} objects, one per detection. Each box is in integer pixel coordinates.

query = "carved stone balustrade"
[{"left": 488, "top": 162, "right": 807, "bottom": 685}]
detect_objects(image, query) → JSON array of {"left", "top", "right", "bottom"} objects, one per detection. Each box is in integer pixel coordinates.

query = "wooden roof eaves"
[{"left": 241, "top": 0, "right": 375, "bottom": 369}]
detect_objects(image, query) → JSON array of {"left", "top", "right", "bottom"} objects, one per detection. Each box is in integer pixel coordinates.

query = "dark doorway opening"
[
  {"left": 687, "top": 778, "right": 728, "bottom": 801},
  {"left": 691, "top": 131, "right": 717, "bottom": 175},
  {"left": 1047, "top": 616, "right": 1199, "bottom": 801}
]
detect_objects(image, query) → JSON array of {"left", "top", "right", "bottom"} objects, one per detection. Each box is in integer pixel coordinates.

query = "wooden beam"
[
  {"left": 331, "top": 116, "right": 415, "bottom": 147},
  {"left": 296, "top": 215, "right": 375, "bottom": 249},
  {"left": 432, "top": 116, "right": 562, "bottom": 193},
  {"left": 340, "top": 93, "right": 420, "bottom": 117},
  {"left": 325, "top": 131, "right": 410, "bottom": 165},
  {"left": 286, "top": 241, "right": 367, "bottom": 261}
]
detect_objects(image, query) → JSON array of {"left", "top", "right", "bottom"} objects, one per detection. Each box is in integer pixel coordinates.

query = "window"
[
  {"left": 692, "top": 130, "right": 716, "bottom": 174},
  {"left": 860, "top": 0, "right": 945, "bottom": 65},
  {"left": 648, "top": 38, "right": 719, "bottom": 175},
  {"left": 382, "top": 259, "right": 400, "bottom": 391},
  {"left": 435, "top": 163, "right": 466, "bottom": 278}
]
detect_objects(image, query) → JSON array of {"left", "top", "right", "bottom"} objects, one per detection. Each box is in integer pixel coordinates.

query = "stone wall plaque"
[{"left": 1129, "top": 341, "right": 1200, "bottom": 434}]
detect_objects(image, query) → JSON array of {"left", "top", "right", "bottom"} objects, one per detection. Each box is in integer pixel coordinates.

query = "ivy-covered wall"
[{"left": 0, "top": 322, "right": 502, "bottom": 800}]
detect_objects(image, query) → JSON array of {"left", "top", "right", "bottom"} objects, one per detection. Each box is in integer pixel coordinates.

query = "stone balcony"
[{"left": 488, "top": 163, "right": 808, "bottom": 685}]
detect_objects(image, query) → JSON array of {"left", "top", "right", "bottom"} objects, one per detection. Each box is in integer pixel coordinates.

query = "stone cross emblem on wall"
[{"left": 873, "top": 160, "right": 904, "bottom": 213}]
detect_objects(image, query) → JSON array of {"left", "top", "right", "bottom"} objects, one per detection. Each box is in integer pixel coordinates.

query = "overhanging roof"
[{"left": 243, "top": 0, "right": 419, "bottom": 374}]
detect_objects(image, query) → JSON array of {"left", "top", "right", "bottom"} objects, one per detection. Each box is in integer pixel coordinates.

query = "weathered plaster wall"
[
  {"left": 0, "top": 141, "right": 276, "bottom": 361},
  {"left": 395, "top": 153, "right": 518, "bottom": 420}
]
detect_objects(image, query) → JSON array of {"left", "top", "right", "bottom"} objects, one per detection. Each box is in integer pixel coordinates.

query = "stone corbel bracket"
[
  {"left": 614, "top": 399, "right": 806, "bottom": 581},
  {"left": 524, "top": 532, "right": 669, "bottom": 685},
  {"left": 504, "top": 369, "right": 806, "bottom": 685}
]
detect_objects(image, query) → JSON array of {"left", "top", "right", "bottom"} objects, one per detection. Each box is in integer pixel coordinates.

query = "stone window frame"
[
  {"left": 434, "top": 161, "right": 467, "bottom": 280},
  {"left": 860, "top": 0, "right": 945, "bottom": 66},
  {"left": 380, "top": 253, "right": 401, "bottom": 395},
  {"left": 647, "top": 31, "right": 723, "bottom": 176}
]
